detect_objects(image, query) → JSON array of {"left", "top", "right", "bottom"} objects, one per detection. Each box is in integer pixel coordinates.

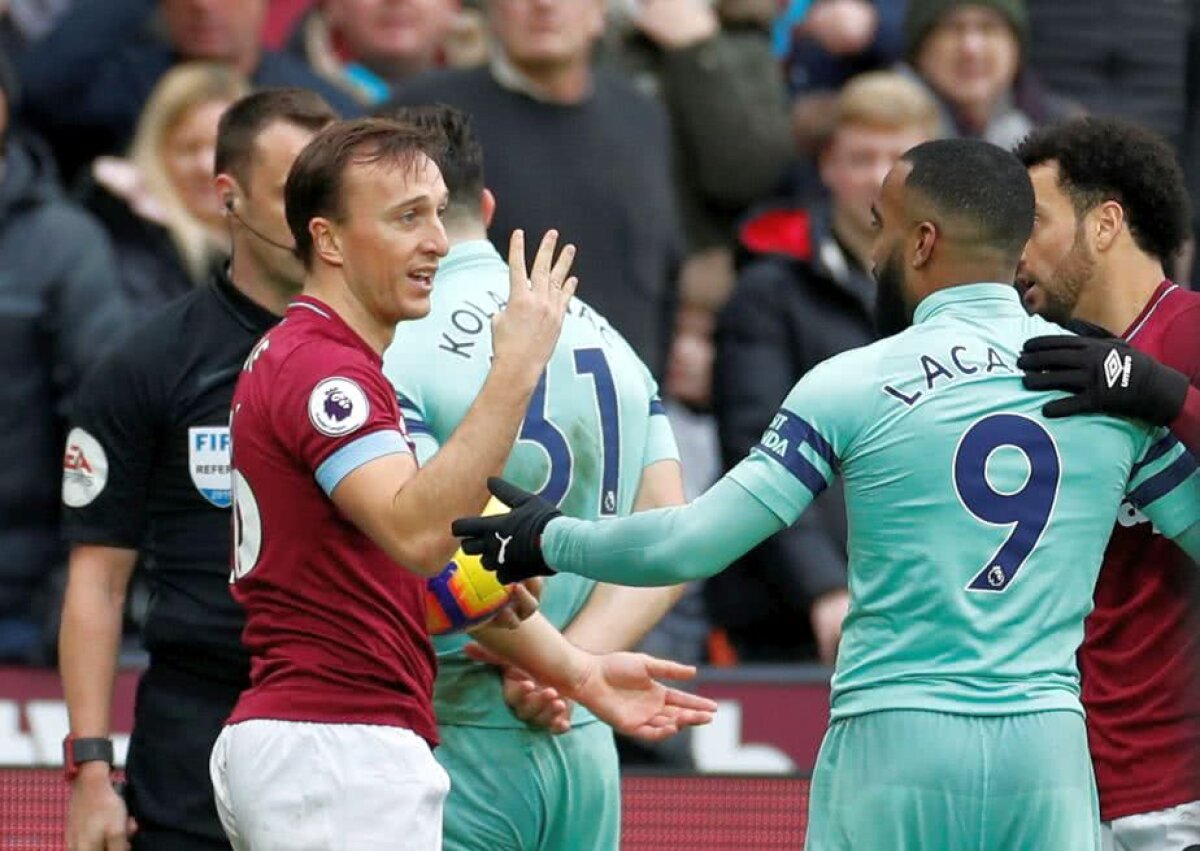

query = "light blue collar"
[
  {"left": 439, "top": 239, "right": 505, "bottom": 277},
  {"left": 913, "top": 282, "right": 1023, "bottom": 325}
]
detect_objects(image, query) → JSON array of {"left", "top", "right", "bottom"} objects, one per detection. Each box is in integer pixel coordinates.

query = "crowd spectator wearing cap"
[{"left": 902, "top": 0, "right": 1078, "bottom": 150}]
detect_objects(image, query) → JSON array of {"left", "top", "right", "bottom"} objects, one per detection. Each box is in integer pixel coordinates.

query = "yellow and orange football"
[{"left": 425, "top": 497, "right": 514, "bottom": 635}]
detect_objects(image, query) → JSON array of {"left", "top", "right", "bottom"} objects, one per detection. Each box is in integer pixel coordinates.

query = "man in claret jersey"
[
  {"left": 210, "top": 117, "right": 714, "bottom": 851},
  {"left": 1016, "top": 115, "right": 1200, "bottom": 851}
]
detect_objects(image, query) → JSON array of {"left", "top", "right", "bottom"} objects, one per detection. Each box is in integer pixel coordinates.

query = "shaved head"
[{"left": 901, "top": 139, "right": 1035, "bottom": 265}]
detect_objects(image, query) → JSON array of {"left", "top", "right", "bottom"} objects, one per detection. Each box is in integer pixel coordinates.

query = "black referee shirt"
[{"left": 63, "top": 268, "right": 278, "bottom": 681}]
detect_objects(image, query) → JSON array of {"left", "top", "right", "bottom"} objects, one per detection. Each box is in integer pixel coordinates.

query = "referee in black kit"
[{"left": 58, "top": 89, "right": 337, "bottom": 851}]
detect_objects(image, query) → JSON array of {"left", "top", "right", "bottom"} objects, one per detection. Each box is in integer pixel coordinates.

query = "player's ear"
[
  {"left": 1092, "top": 200, "right": 1124, "bottom": 253},
  {"left": 481, "top": 188, "right": 497, "bottom": 229},
  {"left": 911, "top": 220, "right": 937, "bottom": 269},
  {"left": 310, "top": 218, "right": 344, "bottom": 267}
]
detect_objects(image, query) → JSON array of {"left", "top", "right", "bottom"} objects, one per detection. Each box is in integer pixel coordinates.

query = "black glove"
[
  {"left": 1018, "top": 335, "right": 1188, "bottom": 425},
  {"left": 451, "top": 478, "right": 561, "bottom": 584}
]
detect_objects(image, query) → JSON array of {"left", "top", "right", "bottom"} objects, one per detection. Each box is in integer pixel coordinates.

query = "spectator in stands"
[
  {"left": 286, "top": 0, "right": 464, "bottom": 106},
  {"left": 79, "top": 63, "right": 248, "bottom": 319},
  {"left": 709, "top": 71, "right": 938, "bottom": 664},
  {"left": 784, "top": 0, "right": 908, "bottom": 154},
  {"left": 15, "top": 0, "right": 357, "bottom": 181},
  {"left": 903, "top": 0, "right": 1076, "bottom": 150},
  {"left": 385, "top": 0, "right": 684, "bottom": 379},
  {"left": 0, "top": 48, "right": 126, "bottom": 665},
  {"left": 601, "top": 0, "right": 793, "bottom": 411}
]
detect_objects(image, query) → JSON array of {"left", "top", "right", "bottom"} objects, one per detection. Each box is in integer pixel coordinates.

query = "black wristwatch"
[{"left": 63, "top": 735, "right": 114, "bottom": 782}]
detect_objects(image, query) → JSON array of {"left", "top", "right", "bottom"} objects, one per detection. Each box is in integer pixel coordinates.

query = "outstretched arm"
[
  {"left": 547, "top": 476, "right": 785, "bottom": 585},
  {"left": 547, "top": 477, "right": 787, "bottom": 583},
  {"left": 454, "top": 474, "right": 790, "bottom": 587},
  {"left": 457, "top": 359, "right": 857, "bottom": 587},
  {"left": 564, "top": 459, "right": 689, "bottom": 653},
  {"left": 470, "top": 611, "right": 717, "bottom": 741}
]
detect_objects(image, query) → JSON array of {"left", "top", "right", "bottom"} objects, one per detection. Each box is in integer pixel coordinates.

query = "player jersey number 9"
[
  {"left": 231, "top": 468, "right": 263, "bottom": 581},
  {"left": 953, "top": 413, "right": 1061, "bottom": 593},
  {"left": 517, "top": 347, "right": 621, "bottom": 515}
]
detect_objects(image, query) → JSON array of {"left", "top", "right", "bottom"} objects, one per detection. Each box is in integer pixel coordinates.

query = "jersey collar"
[
  {"left": 913, "top": 282, "right": 1024, "bottom": 325},
  {"left": 1121, "top": 279, "right": 1177, "bottom": 341},
  {"left": 441, "top": 239, "right": 505, "bottom": 277},
  {"left": 211, "top": 265, "right": 280, "bottom": 334},
  {"left": 287, "top": 295, "right": 384, "bottom": 365}
]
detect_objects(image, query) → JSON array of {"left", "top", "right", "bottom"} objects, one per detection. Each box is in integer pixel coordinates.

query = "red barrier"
[
  {"left": 0, "top": 770, "right": 809, "bottom": 850},
  {"left": 0, "top": 665, "right": 835, "bottom": 773},
  {"left": 622, "top": 774, "right": 810, "bottom": 849}
]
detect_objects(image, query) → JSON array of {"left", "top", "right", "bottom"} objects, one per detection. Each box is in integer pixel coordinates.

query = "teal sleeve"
[
  {"left": 391, "top": 380, "right": 441, "bottom": 465},
  {"left": 719, "top": 349, "right": 864, "bottom": 524},
  {"left": 1174, "top": 521, "right": 1200, "bottom": 563},
  {"left": 1127, "top": 429, "right": 1200, "bottom": 539},
  {"left": 642, "top": 399, "right": 680, "bottom": 468},
  {"left": 542, "top": 475, "right": 787, "bottom": 585},
  {"left": 638, "top": 357, "right": 678, "bottom": 468}
]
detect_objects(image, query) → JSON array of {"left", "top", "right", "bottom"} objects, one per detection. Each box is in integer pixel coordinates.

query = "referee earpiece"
[{"left": 225, "top": 194, "right": 297, "bottom": 253}]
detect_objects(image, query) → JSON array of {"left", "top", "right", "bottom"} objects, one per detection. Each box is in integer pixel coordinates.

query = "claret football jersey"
[
  {"left": 226, "top": 296, "right": 437, "bottom": 744},
  {"left": 1080, "top": 280, "right": 1200, "bottom": 819}
]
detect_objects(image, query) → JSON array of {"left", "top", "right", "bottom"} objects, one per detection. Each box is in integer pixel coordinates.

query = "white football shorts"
[
  {"left": 1101, "top": 800, "right": 1200, "bottom": 851},
  {"left": 210, "top": 719, "right": 450, "bottom": 851}
]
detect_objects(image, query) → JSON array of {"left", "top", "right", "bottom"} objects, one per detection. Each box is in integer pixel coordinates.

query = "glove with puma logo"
[{"left": 452, "top": 478, "right": 560, "bottom": 584}]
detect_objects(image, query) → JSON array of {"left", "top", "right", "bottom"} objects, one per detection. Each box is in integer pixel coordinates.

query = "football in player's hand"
[{"left": 426, "top": 498, "right": 515, "bottom": 635}]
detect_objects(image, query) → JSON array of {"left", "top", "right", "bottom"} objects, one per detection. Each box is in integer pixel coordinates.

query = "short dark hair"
[
  {"left": 215, "top": 88, "right": 338, "bottom": 187},
  {"left": 386, "top": 104, "right": 484, "bottom": 221},
  {"left": 901, "top": 138, "right": 1035, "bottom": 263},
  {"left": 1014, "top": 117, "right": 1191, "bottom": 264},
  {"left": 285, "top": 117, "right": 444, "bottom": 268}
]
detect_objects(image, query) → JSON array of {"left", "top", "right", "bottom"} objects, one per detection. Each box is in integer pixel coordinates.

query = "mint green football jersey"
[
  {"left": 382, "top": 240, "right": 679, "bottom": 727},
  {"left": 729, "top": 283, "right": 1200, "bottom": 721}
]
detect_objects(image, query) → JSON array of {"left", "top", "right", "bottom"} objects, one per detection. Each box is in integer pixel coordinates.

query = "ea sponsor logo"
[
  {"left": 62, "top": 428, "right": 109, "bottom": 507},
  {"left": 308, "top": 377, "right": 369, "bottom": 437}
]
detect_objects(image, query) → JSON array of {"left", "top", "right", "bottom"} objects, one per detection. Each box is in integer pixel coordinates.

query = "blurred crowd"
[{"left": 2, "top": 0, "right": 1199, "bottom": 668}]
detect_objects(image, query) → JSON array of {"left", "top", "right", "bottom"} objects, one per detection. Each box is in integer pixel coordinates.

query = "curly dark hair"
[{"left": 1015, "top": 117, "right": 1191, "bottom": 264}]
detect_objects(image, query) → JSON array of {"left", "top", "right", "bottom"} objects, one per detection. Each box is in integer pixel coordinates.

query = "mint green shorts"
[
  {"left": 805, "top": 709, "right": 1101, "bottom": 851},
  {"left": 435, "top": 721, "right": 619, "bottom": 851}
]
